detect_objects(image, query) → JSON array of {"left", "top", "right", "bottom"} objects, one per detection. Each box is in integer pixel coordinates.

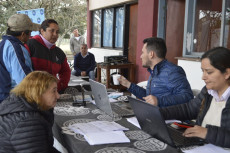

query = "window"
[
  {"left": 157, "top": 0, "right": 167, "bottom": 39},
  {"left": 92, "top": 6, "right": 125, "bottom": 49},
  {"left": 103, "top": 9, "right": 113, "bottom": 47},
  {"left": 194, "top": 4, "right": 222, "bottom": 52},
  {"left": 115, "top": 7, "right": 124, "bottom": 48},
  {"left": 222, "top": 0, "right": 230, "bottom": 48},
  {"left": 92, "top": 10, "right": 101, "bottom": 47},
  {"left": 183, "top": 0, "right": 226, "bottom": 57}
]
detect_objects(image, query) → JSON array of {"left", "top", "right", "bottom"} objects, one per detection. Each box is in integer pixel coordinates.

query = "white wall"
[
  {"left": 88, "top": 48, "right": 123, "bottom": 63},
  {"left": 89, "top": 0, "right": 136, "bottom": 10},
  {"left": 178, "top": 60, "right": 205, "bottom": 90}
]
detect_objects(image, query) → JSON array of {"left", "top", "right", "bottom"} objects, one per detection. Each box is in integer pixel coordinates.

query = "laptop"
[
  {"left": 128, "top": 96, "right": 205, "bottom": 148},
  {"left": 89, "top": 79, "right": 134, "bottom": 117}
]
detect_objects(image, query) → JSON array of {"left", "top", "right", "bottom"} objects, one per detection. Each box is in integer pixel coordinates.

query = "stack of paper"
[{"left": 69, "top": 121, "right": 130, "bottom": 145}]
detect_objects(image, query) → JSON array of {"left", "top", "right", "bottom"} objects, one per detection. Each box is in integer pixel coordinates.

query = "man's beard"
[
  {"left": 142, "top": 65, "right": 150, "bottom": 68},
  {"left": 142, "top": 60, "right": 152, "bottom": 68}
]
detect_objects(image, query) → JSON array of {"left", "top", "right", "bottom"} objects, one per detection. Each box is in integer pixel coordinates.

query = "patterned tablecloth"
[{"left": 52, "top": 101, "right": 181, "bottom": 153}]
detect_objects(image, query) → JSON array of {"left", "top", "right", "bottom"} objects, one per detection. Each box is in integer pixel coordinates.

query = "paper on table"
[
  {"left": 90, "top": 121, "right": 129, "bottom": 131},
  {"left": 73, "top": 95, "right": 92, "bottom": 102},
  {"left": 84, "top": 131, "right": 130, "bottom": 145},
  {"left": 182, "top": 144, "right": 230, "bottom": 153},
  {"left": 90, "top": 98, "right": 117, "bottom": 104},
  {"left": 69, "top": 121, "right": 129, "bottom": 135},
  {"left": 72, "top": 79, "right": 84, "bottom": 82},
  {"left": 69, "top": 121, "right": 130, "bottom": 145},
  {"left": 108, "top": 92, "right": 123, "bottom": 99},
  {"left": 90, "top": 100, "right": 95, "bottom": 104},
  {"left": 109, "top": 98, "right": 118, "bottom": 103},
  {"left": 126, "top": 117, "right": 141, "bottom": 129},
  {"left": 165, "top": 120, "right": 182, "bottom": 124}
]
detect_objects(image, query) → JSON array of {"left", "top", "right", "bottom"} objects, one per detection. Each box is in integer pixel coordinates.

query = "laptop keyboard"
[
  {"left": 167, "top": 126, "right": 204, "bottom": 147},
  {"left": 111, "top": 103, "right": 134, "bottom": 117}
]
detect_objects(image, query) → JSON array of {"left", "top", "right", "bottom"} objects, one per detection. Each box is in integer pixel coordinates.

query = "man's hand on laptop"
[
  {"left": 143, "top": 95, "right": 158, "bottom": 106},
  {"left": 118, "top": 76, "right": 131, "bottom": 88},
  {"left": 183, "top": 125, "right": 207, "bottom": 139}
]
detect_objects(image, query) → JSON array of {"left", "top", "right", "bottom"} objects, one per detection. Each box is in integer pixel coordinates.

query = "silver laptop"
[
  {"left": 128, "top": 96, "right": 205, "bottom": 148},
  {"left": 89, "top": 79, "right": 134, "bottom": 117}
]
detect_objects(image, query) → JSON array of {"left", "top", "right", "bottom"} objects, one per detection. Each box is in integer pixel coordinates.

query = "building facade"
[{"left": 87, "top": 0, "right": 229, "bottom": 90}]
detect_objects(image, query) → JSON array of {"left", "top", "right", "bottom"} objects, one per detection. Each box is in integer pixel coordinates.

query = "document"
[
  {"left": 73, "top": 95, "right": 92, "bottom": 102},
  {"left": 90, "top": 98, "right": 117, "bottom": 104},
  {"left": 182, "top": 144, "right": 230, "bottom": 153},
  {"left": 69, "top": 120, "right": 128, "bottom": 134},
  {"left": 108, "top": 92, "right": 123, "bottom": 99},
  {"left": 126, "top": 117, "right": 141, "bottom": 128},
  {"left": 69, "top": 121, "right": 130, "bottom": 145},
  {"left": 165, "top": 120, "right": 182, "bottom": 124},
  {"left": 68, "top": 79, "right": 85, "bottom": 86},
  {"left": 84, "top": 131, "right": 130, "bottom": 145}
]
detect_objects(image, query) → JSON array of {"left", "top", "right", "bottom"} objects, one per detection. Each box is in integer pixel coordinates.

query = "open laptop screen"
[
  {"left": 89, "top": 79, "right": 114, "bottom": 116},
  {"left": 128, "top": 96, "right": 176, "bottom": 147}
]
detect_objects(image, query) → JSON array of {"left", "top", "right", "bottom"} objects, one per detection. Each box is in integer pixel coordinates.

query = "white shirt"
[
  {"left": 81, "top": 52, "right": 89, "bottom": 58},
  {"left": 75, "top": 36, "right": 80, "bottom": 41},
  {"left": 201, "top": 87, "right": 230, "bottom": 127},
  {"left": 207, "top": 86, "right": 230, "bottom": 102},
  {"left": 202, "top": 98, "right": 226, "bottom": 127},
  {"left": 40, "top": 34, "right": 55, "bottom": 49}
]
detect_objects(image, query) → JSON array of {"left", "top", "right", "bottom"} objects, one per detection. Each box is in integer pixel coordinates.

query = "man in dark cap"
[{"left": 0, "top": 14, "right": 40, "bottom": 102}]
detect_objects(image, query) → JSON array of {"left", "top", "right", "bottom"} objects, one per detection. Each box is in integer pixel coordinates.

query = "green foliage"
[{"left": 0, "top": 0, "right": 87, "bottom": 45}]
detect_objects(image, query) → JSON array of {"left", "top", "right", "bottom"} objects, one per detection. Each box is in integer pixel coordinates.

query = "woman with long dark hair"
[{"left": 160, "top": 47, "right": 230, "bottom": 148}]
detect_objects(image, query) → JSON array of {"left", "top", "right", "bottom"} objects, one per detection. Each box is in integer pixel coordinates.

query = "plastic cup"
[{"left": 113, "top": 74, "right": 121, "bottom": 85}]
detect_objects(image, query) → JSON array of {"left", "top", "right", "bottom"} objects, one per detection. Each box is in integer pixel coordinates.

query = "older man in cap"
[{"left": 0, "top": 14, "right": 40, "bottom": 102}]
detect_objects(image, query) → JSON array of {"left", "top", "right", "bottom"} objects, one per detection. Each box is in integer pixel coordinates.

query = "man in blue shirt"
[
  {"left": 118, "top": 37, "right": 193, "bottom": 107},
  {"left": 0, "top": 14, "right": 40, "bottom": 102},
  {"left": 72, "top": 44, "right": 96, "bottom": 80}
]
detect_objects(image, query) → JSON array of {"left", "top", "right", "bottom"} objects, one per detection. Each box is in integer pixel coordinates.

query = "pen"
[{"left": 173, "top": 122, "right": 194, "bottom": 128}]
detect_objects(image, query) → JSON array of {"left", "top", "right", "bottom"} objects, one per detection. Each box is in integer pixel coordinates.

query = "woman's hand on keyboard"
[{"left": 183, "top": 125, "right": 207, "bottom": 139}]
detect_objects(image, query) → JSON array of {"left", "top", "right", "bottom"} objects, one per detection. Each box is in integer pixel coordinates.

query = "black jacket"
[
  {"left": 160, "top": 86, "right": 230, "bottom": 148},
  {"left": 0, "top": 94, "right": 60, "bottom": 153}
]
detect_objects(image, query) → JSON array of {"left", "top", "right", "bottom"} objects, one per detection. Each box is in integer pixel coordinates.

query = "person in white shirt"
[{"left": 160, "top": 47, "right": 230, "bottom": 148}]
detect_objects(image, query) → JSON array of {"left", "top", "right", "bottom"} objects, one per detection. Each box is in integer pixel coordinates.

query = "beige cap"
[{"left": 7, "top": 14, "right": 40, "bottom": 31}]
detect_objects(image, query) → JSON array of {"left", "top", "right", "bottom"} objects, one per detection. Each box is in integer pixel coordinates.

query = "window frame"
[
  {"left": 92, "top": 10, "right": 102, "bottom": 48},
  {"left": 157, "top": 0, "right": 167, "bottom": 40},
  {"left": 182, "top": 0, "right": 227, "bottom": 58},
  {"left": 91, "top": 5, "right": 128, "bottom": 51}
]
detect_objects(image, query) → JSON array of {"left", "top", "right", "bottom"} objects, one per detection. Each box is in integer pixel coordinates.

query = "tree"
[{"left": 0, "top": 0, "right": 87, "bottom": 46}]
